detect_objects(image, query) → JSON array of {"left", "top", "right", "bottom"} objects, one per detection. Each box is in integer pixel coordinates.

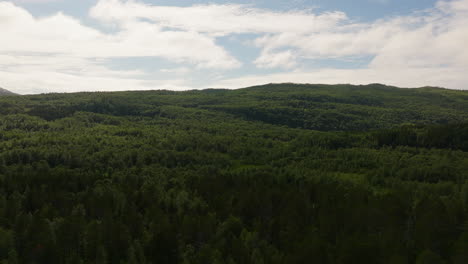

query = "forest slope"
[
  {"left": 0, "top": 87, "right": 16, "bottom": 96},
  {"left": 2, "top": 83, "right": 467, "bottom": 130},
  {"left": 0, "top": 83, "right": 467, "bottom": 264}
]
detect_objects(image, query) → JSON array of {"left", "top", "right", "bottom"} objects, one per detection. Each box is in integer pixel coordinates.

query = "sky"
[{"left": 0, "top": 0, "right": 467, "bottom": 94}]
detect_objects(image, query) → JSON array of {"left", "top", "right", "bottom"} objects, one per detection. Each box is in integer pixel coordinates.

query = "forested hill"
[
  {"left": 0, "top": 83, "right": 468, "bottom": 264},
  {"left": 2, "top": 83, "right": 468, "bottom": 131},
  {"left": 0, "top": 87, "right": 16, "bottom": 96}
]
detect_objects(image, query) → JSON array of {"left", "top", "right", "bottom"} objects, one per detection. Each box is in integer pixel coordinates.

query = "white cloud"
[
  {"left": 160, "top": 67, "right": 192, "bottom": 75},
  {"left": 254, "top": 50, "right": 297, "bottom": 69},
  {"left": 0, "top": 1, "right": 240, "bottom": 69},
  {"left": 90, "top": 0, "right": 347, "bottom": 36},
  {"left": 0, "top": 0, "right": 467, "bottom": 93},
  {"left": 89, "top": 0, "right": 468, "bottom": 71},
  {"left": 91, "top": 0, "right": 468, "bottom": 68},
  {"left": 0, "top": 54, "right": 193, "bottom": 94},
  {"left": 252, "top": 2, "right": 468, "bottom": 69},
  {"left": 0, "top": 0, "right": 240, "bottom": 93}
]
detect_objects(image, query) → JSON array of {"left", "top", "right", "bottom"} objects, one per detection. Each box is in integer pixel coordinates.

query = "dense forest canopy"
[{"left": 0, "top": 83, "right": 467, "bottom": 263}]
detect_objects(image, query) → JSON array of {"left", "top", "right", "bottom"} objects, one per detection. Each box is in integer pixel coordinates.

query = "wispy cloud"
[{"left": 90, "top": 0, "right": 348, "bottom": 36}]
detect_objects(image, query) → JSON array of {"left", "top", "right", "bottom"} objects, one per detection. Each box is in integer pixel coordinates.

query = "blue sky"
[{"left": 1, "top": 0, "right": 467, "bottom": 93}]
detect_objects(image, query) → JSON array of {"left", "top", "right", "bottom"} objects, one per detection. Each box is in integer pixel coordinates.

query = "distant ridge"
[{"left": 0, "top": 87, "right": 17, "bottom": 96}]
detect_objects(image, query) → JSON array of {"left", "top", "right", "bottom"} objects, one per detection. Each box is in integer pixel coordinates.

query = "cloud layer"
[{"left": 0, "top": 0, "right": 467, "bottom": 94}]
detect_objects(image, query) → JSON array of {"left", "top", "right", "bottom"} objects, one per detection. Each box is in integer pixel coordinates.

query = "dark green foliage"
[{"left": 0, "top": 84, "right": 467, "bottom": 263}]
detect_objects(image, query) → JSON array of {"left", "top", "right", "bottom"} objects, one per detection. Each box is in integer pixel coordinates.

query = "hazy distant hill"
[{"left": 0, "top": 87, "right": 16, "bottom": 96}]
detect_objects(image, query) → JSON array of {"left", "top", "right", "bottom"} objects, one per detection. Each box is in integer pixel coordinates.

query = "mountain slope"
[{"left": 0, "top": 87, "right": 17, "bottom": 96}]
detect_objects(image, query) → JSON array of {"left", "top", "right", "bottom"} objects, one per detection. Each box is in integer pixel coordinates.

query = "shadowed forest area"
[{"left": 0, "top": 83, "right": 468, "bottom": 263}]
